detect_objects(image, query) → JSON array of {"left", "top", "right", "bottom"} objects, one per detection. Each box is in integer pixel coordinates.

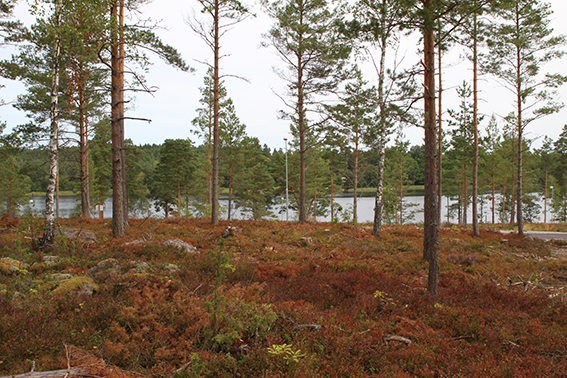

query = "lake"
[{"left": 22, "top": 193, "right": 553, "bottom": 224}]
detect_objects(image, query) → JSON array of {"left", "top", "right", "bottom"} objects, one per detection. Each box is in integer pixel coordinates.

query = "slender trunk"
[
  {"left": 464, "top": 162, "right": 468, "bottom": 227},
  {"left": 423, "top": 0, "right": 439, "bottom": 296},
  {"left": 373, "top": 27, "right": 388, "bottom": 237},
  {"left": 399, "top": 155, "right": 403, "bottom": 225},
  {"left": 119, "top": 1, "right": 128, "bottom": 225},
  {"left": 228, "top": 160, "right": 233, "bottom": 221},
  {"left": 56, "top": 168, "right": 60, "bottom": 218},
  {"left": 111, "top": 0, "right": 126, "bottom": 237},
  {"left": 298, "top": 58, "right": 306, "bottom": 224},
  {"left": 207, "top": 97, "right": 213, "bottom": 206},
  {"left": 330, "top": 158, "right": 334, "bottom": 221},
  {"left": 437, "top": 19, "right": 443, "bottom": 225},
  {"left": 472, "top": 6, "right": 479, "bottom": 236},
  {"left": 211, "top": 0, "right": 220, "bottom": 225},
  {"left": 353, "top": 135, "right": 359, "bottom": 224},
  {"left": 510, "top": 174, "right": 515, "bottom": 225},
  {"left": 492, "top": 164, "right": 496, "bottom": 224},
  {"left": 373, "top": 131, "right": 387, "bottom": 236},
  {"left": 515, "top": 8, "right": 524, "bottom": 235},
  {"left": 177, "top": 179, "right": 181, "bottom": 213},
  {"left": 313, "top": 163, "right": 317, "bottom": 221},
  {"left": 544, "top": 169, "right": 548, "bottom": 223},
  {"left": 79, "top": 76, "right": 91, "bottom": 218},
  {"left": 42, "top": 0, "right": 62, "bottom": 247},
  {"left": 501, "top": 186, "right": 506, "bottom": 225}
]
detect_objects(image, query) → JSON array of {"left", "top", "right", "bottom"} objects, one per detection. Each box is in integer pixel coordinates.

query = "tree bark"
[
  {"left": 437, "top": 19, "right": 443, "bottom": 226},
  {"left": 472, "top": 6, "right": 479, "bottom": 236},
  {"left": 423, "top": 0, "right": 439, "bottom": 297},
  {"left": 111, "top": 0, "right": 126, "bottom": 237},
  {"left": 42, "top": 0, "right": 62, "bottom": 247},
  {"left": 373, "top": 26, "right": 388, "bottom": 237},
  {"left": 353, "top": 132, "right": 359, "bottom": 224},
  {"left": 211, "top": 0, "right": 220, "bottom": 225},
  {"left": 516, "top": 40, "right": 524, "bottom": 235},
  {"left": 78, "top": 73, "right": 92, "bottom": 218},
  {"left": 298, "top": 55, "right": 307, "bottom": 224}
]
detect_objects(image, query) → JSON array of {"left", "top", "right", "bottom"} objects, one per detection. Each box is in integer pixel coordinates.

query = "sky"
[{"left": 1, "top": 0, "right": 567, "bottom": 152}]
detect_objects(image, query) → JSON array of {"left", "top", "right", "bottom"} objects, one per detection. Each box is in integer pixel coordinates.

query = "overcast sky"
[{"left": 1, "top": 0, "right": 566, "bottom": 151}]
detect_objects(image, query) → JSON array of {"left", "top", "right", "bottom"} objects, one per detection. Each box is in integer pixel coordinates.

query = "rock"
[
  {"left": 52, "top": 276, "right": 98, "bottom": 297},
  {"left": 43, "top": 255, "right": 60, "bottom": 266},
  {"left": 0, "top": 257, "right": 28, "bottom": 275},
  {"left": 12, "top": 291, "right": 25, "bottom": 300},
  {"left": 75, "top": 283, "right": 95, "bottom": 296},
  {"left": 124, "top": 239, "right": 145, "bottom": 247},
  {"left": 130, "top": 261, "right": 150, "bottom": 273},
  {"left": 55, "top": 228, "right": 97, "bottom": 243},
  {"left": 222, "top": 226, "right": 242, "bottom": 238},
  {"left": 161, "top": 239, "right": 198, "bottom": 253},
  {"left": 299, "top": 237, "right": 313, "bottom": 247},
  {"left": 88, "top": 258, "right": 120, "bottom": 276},
  {"left": 163, "top": 263, "right": 180, "bottom": 273},
  {"left": 49, "top": 273, "right": 73, "bottom": 280}
]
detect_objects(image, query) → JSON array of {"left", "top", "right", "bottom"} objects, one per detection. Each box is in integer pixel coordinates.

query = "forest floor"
[{"left": 2, "top": 215, "right": 567, "bottom": 377}]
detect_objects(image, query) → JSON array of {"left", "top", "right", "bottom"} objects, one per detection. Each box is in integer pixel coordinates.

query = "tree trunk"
[
  {"left": 78, "top": 75, "right": 92, "bottom": 218},
  {"left": 330, "top": 158, "right": 335, "bottom": 221},
  {"left": 298, "top": 56, "right": 307, "bottom": 224},
  {"left": 510, "top": 174, "right": 515, "bottom": 225},
  {"left": 111, "top": 0, "right": 126, "bottom": 237},
  {"left": 544, "top": 169, "right": 548, "bottom": 223},
  {"left": 228, "top": 160, "right": 233, "bottom": 221},
  {"left": 42, "top": 0, "right": 62, "bottom": 247},
  {"left": 177, "top": 179, "right": 181, "bottom": 213},
  {"left": 353, "top": 135, "right": 359, "bottom": 224},
  {"left": 373, "top": 131, "right": 387, "bottom": 236},
  {"left": 464, "top": 162, "right": 468, "bottom": 227},
  {"left": 437, "top": 19, "right": 443, "bottom": 226},
  {"left": 492, "top": 164, "right": 496, "bottom": 224},
  {"left": 211, "top": 0, "right": 220, "bottom": 225},
  {"left": 373, "top": 28, "right": 388, "bottom": 237},
  {"left": 472, "top": 6, "right": 479, "bottom": 236},
  {"left": 423, "top": 0, "right": 439, "bottom": 297},
  {"left": 120, "top": 2, "right": 128, "bottom": 226},
  {"left": 399, "top": 155, "right": 404, "bottom": 224}
]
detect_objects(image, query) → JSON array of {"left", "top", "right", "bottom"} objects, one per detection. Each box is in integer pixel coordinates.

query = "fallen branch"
[
  {"left": 293, "top": 324, "right": 322, "bottom": 333},
  {"left": 383, "top": 335, "right": 412, "bottom": 345},
  {"left": 0, "top": 368, "right": 87, "bottom": 378}
]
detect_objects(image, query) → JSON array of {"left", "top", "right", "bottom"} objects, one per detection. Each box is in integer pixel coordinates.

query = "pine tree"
[
  {"left": 484, "top": 0, "right": 566, "bottom": 234},
  {"left": 263, "top": 0, "right": 350, "bottom": 223}
]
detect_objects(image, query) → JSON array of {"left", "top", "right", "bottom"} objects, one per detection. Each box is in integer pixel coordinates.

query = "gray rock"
[
  {"left": 55, "top": 228, "right": 97, "bottom": 243},
  {"left": 43, "top": 255, "right": 60, "bottom": 266},
  {"left": 161, "top": 239, "right": 198, "bottom": 253},
  {"left": 49, "top": 273, "right": 73, "bottom": 280},
  {"left": 130, "top": 261, "right": 150, "bottom": 273},
  {"left": 75, "top": 283, "right": 95, "bottom": 296},
  {"left": 88, "top": 258, "right": 120, "bottom": 276},
  {"left": 163, "top": 263, "right": 180, "bottom": 273}
]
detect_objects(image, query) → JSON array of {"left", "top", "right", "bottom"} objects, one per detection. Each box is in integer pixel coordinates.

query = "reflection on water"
[{"left": 24, "top": 193, "right": 552, "bottom": 224}]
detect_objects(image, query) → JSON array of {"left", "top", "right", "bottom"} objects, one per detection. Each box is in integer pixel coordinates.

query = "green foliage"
[
  {"left": 149, "top": 139, "right": 197, "bottom": 217},
  {"left": 267, "top": 343, "right": 306, "bottom": 364},
  {"left": 0, "top": 151, "right": 31, "bottom": 216}
]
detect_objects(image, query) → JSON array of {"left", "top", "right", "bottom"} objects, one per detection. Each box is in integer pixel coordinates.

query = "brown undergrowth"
[{"left": 2, "top": 216, "right": 567, "bottom": 377}]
